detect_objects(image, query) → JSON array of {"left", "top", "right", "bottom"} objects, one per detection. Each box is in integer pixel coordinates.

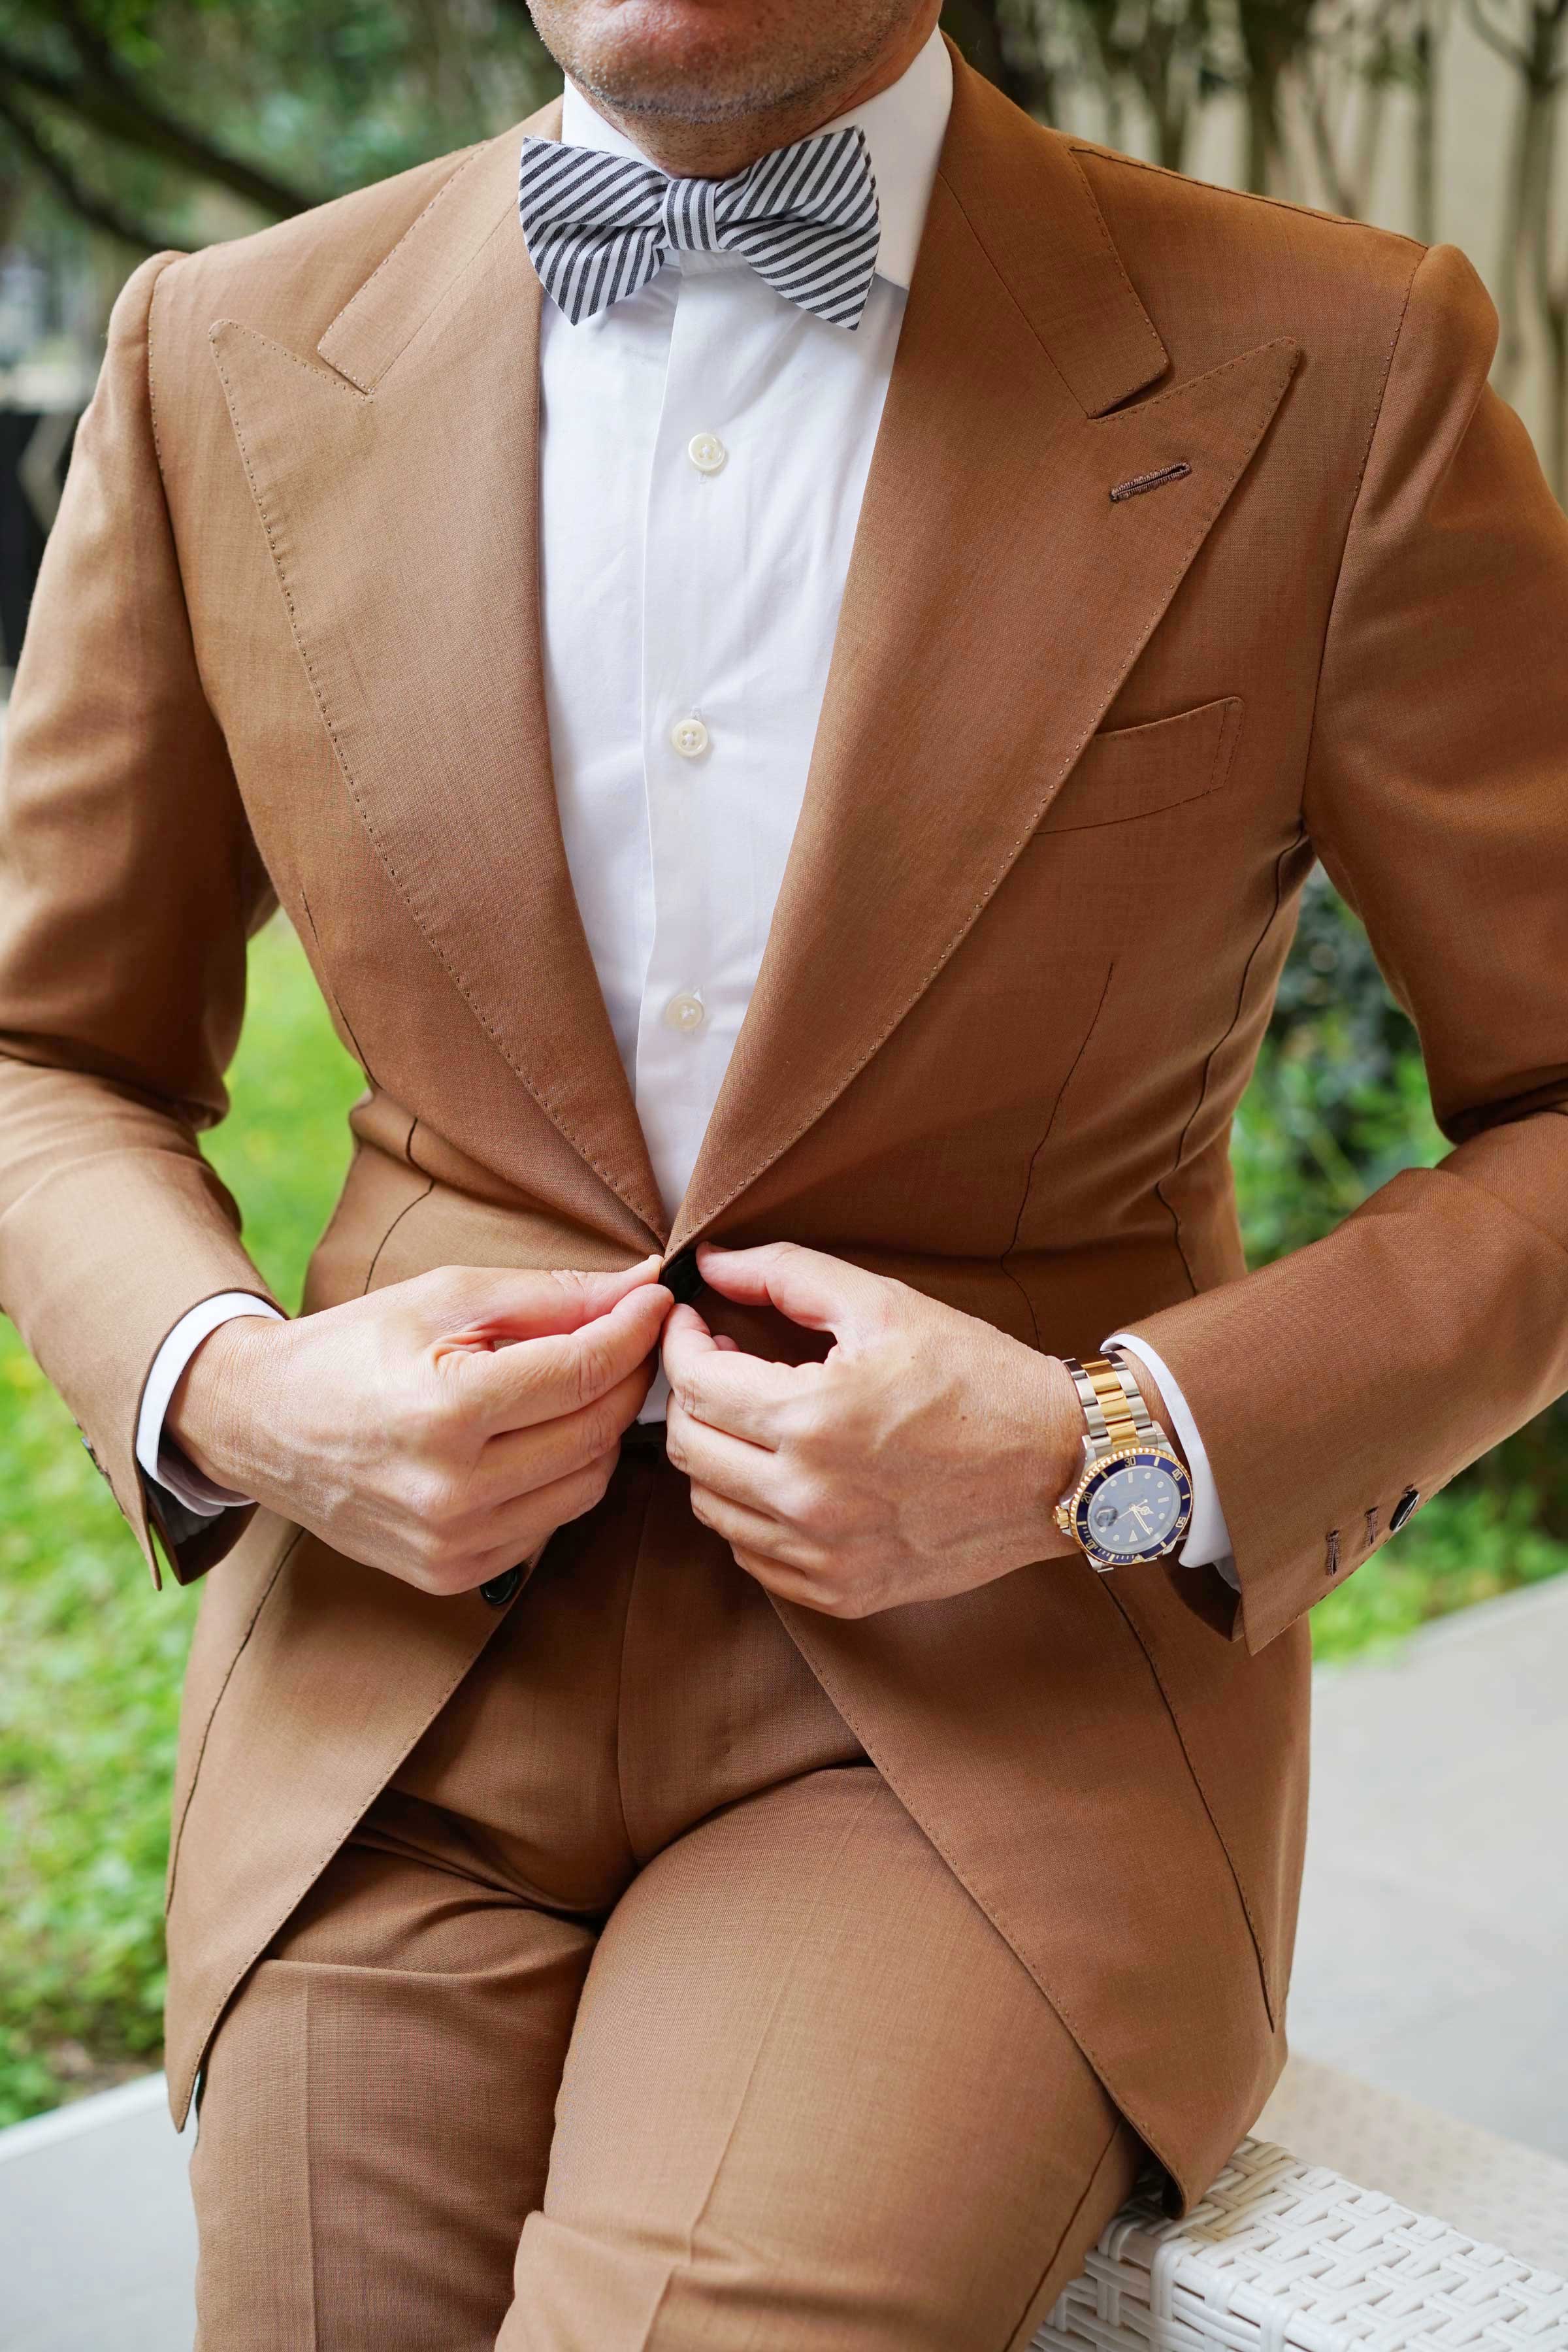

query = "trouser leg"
[
  {"left": 190, "top": 1833, "right": 596, "bottom": 2352},
  {"left": 502, "top": 1764, "right": 1141, "bottom": 2352},
  {"left": 186, "top": 1449, "right": 654, "bottom": 2349},
  {"left": 188, "top": 1456, "right": 1136, "bottom": 2351}
]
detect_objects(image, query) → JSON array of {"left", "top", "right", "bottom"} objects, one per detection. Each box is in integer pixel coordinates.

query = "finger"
[
  {"left": 451, "top": 1448, "right": 625, "bottom": 1589},
  {"left": 471, "top": 1357, "right": 654, "bottom": 1502},
  {"left": 665, "top": 1397, "right": 790, "bottom": 1519},
  {"left": 428, "top": 1256, "right": 663, "bottom": 1350},
  {"left": 694, "top": 1240, "right": 891, "bottom": 1339},
  {"left": 685, "top": 1483, "right": 819, "bottom": 1574},
  {"left": 661, "top": 1302, "right": 806, "bottom": 1444},
  {"left": 459, "top": 1281, "right": 670, "bottom": 1436},
  {"left": 661, "top": 1296, "right": 717, "bottom": 1350},
  {"left": 476, "top": 1445, "right": 624, "bottom": 1562},
  {"left": 728, "top": 1548, "right": 853, "bottom": 1616}
]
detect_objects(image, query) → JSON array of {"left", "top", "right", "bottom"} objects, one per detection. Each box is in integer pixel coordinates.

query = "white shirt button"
[
  {"left": 670, "top": 715, "right": 710, "bottom": 759},
  {"left": 662, "top": 991, "right": 706, "bottom": 1034},
  {"left": 687, "top": 431, "right": 727, "bottom": 474}
]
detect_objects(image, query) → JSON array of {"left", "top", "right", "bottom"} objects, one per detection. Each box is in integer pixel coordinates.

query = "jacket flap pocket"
[{"left": 1043, "top": 696, "right": 1243, "bottom": 834}]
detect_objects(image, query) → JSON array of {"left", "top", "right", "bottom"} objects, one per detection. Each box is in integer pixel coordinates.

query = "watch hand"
[{"left": 1128, "top": 1503, "right": 1154, "bottom": 1533}]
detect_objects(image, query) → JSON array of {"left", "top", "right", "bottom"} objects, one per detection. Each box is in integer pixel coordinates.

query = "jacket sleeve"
[
  {"left": 1124, "top": 240, "right": 1568, "bottom": 1654},
  {"left": 0, "top": 253, "right": 279, "bottom": 1588}
]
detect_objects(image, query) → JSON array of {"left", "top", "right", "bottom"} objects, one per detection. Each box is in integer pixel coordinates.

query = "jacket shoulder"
[
  {"left": 1068, "top": 141, "right": 1427, "bottom": 367},
  {"left": 146, "top": 137, "right": 500, "bottom": 363}
]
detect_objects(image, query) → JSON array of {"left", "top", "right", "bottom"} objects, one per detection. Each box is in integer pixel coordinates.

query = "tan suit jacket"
[{"left": 4, "top": 50, "right": 1568, "bottom": 2209}]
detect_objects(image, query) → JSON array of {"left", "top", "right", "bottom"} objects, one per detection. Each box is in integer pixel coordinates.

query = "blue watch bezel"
[{"left": 1072, "top": 1444, "right": 1194, "bottom": 1570}]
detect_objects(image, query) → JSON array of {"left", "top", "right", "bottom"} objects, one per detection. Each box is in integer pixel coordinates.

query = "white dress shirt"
[{"left": 139, "top": 27, "right": 1233, "bottom": 1575}]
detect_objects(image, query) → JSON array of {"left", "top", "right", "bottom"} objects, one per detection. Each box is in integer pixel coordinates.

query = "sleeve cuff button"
[{"left": 1389, "top": 1485, "right": 1421, "bottom": 1533}]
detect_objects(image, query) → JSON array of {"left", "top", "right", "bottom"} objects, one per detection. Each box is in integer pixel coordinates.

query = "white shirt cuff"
[
  {"left": 135, "top": 1294, "right": 285, "bottom": 1518},
  {"left": 1104, "top": 1331, "right": 1237, "bottom": 1588}
]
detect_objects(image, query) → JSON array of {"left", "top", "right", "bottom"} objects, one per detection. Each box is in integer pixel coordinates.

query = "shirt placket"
[{"left": 636, "top": 252, "right": 755, "bottom": 1221}]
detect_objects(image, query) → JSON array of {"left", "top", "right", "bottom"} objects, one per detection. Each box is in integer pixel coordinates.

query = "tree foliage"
[{"left": 0, "top": 0, "right": 559, "bottom": 251}]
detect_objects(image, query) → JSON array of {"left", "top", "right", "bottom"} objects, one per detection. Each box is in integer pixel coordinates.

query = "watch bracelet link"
[{"left": 1062, "top": 1352, "right": 1154, "bottom": 1458}]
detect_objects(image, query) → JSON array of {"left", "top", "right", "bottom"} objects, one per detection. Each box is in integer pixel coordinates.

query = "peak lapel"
[
  {"left": 214, "top": 108, "right": 666, "bottom": 1248},
  {"left": 670, "top": 73, "right": 1298, "bottom": 1253}
]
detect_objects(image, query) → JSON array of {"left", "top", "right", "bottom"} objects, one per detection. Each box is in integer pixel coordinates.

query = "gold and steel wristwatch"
[{"left": 1054, "top": 1352, "right": 1193, "bottom": 1573}]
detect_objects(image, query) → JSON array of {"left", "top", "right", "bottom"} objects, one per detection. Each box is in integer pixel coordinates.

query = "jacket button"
[
  {"left": 1389, "top": 1486, "right": 1421, "bottom": 1534},
  {"left": 480, "top": 1566, "right": 524, "bottom": 1609},
  {"left": 662, "top": 1249, "right": 702, "bottom": 1306}
]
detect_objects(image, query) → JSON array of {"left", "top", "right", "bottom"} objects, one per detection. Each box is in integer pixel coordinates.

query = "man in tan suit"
[{"left": 4, "top": 0, "right": 1568, "bottom": 2339}]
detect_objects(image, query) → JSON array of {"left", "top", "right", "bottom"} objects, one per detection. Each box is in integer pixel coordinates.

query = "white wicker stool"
[{"left": 1036, "top": 2137, "right": 1568, "bottom": 2352}]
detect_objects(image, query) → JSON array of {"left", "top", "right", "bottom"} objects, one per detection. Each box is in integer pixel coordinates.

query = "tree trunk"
[
  {"left": 1155, "top": 90, "right": 1192, "bottom": 168},
  {"left": 0, "top": 86, "right": 159, "bottom": 249},
  {"left": 1245, "top": 76, "right": 1279, "bottom": 190},
  {"left": 1494, "top": 70, "right": 1543, "bottom": 398},
  {"left": 1304, "top": 63, "right": 1358, "bottom": 211},
  {"left": 1411, "top": 6, "right": 1440, "bottom": 242},
  {"left": 1524, "top": 42, "right": 1568, "bottom": 496},
  {"left": 1134, "top": 14, "right": 1197, "bottom": 171},
  {"left": 940, "top": 1, "right": 1057, "bottom": 116}
]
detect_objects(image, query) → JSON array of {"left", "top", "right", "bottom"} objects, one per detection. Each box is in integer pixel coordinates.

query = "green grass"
[
  {"left": 0, "top": 920, "right": 361, "bottom": 2125},
  {"left": 1307, "top": 1487, "right": 1568, "bottom": 1661},
  {"left": 1, "top": 918, "right": 1564, "bottom": 2124}
]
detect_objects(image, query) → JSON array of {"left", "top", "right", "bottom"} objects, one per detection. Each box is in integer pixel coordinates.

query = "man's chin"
[
  {"left": 531, "top": 0, "right": 874, "bottom": 129},
  {"left": 572, "top": 67, "right": 826, "bottom": 130}
]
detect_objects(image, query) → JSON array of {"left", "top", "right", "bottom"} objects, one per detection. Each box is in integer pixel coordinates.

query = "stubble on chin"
[{"left": 529, "top": 0, "right": 909, "bottom": 130}]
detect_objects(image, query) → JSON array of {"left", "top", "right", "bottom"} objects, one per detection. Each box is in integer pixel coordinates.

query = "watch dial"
[{"left": 1079, "top": 1458, "right": 1186, "bottom": 1558}]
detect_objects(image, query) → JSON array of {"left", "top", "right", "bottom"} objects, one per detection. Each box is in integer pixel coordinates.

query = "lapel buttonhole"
[{"left": 1109, "top": 461, "right": 1192, "bottom": 504}]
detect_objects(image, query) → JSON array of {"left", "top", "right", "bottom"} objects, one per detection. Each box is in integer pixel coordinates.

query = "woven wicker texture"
[
  {"left": 1034, "top": 2137, "right": 1568, "bottom": 2352},
  {"left": 1258, "top": 2061, "right": 1568, "bottom": 2275}
]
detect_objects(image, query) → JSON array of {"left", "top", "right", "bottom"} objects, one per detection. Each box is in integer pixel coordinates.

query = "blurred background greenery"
[{"left": 2, "top": 0, "right": 1568, "bottom": 2127}]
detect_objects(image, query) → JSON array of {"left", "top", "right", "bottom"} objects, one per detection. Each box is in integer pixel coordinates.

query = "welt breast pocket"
[{"left": 1041, "top": 695, "right": 1243, "bottom": 833}]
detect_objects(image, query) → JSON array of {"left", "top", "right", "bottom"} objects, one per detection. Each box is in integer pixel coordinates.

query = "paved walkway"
[
  {"left": 0, "top": 2076, "right": 193, "bottom": 2351},
  {"left": 1281, "top": 1575, "right": 1568, "bottom": 2161},
  {"left": 3, "top": 1575, "right": 1565, "bottom": 2350}
]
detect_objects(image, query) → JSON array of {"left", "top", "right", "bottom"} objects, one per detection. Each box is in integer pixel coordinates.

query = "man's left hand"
[{"left": 661, "top": 1241, "right": 1086, "bottom": 1618}]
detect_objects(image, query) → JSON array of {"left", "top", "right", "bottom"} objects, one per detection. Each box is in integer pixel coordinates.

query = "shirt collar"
[{"left": 559, "top": 25, "right": 953, "bottom": 293}]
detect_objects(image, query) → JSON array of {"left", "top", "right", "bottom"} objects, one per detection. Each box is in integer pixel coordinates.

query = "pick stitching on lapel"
[
  {"left": 668, "top": 76, "right": 1299, "bottom": 1255},
  {"left": 212, "top": 105, "right": 667, "bottom": 1250}
]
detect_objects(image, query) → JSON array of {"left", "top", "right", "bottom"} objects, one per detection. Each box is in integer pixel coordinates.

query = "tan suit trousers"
[{"left": 189, "top": 1442, "right": 1143, "bottom": 2350}]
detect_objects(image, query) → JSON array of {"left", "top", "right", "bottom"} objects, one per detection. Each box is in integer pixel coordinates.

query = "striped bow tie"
[{"left": 517, "top": 124, "right": 881, "bottom": 330}]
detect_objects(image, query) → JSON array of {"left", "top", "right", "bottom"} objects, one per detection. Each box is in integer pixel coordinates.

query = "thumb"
[
  {"left": 659, "top": 1298, "right": 718, "bottom": 1373},
  {"left": 426, "top": 1256, "right": 663, "bottom": 1350},
  {"left": 456, "top": 1279, "right": 671, "bottom": 1435},
  {"left": 694, "top": 1241, "right": 887, "bottom": 1339}
]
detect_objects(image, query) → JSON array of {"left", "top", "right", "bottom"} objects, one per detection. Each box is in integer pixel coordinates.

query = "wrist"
[
  {"left": 1033, "top": 1354, "right": 1089, "bottom": 1552},
  {"left": 166, "top": 1315, "right": 281, "bottom": 1493}
]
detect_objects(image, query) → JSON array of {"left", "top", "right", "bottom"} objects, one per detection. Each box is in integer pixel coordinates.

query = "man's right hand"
[{"left": 165, "top": 1258, "right": 672, "bottom": 1593}]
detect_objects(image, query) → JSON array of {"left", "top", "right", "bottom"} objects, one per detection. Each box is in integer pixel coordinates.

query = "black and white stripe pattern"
[{"left": 517, "top": 125, "right": 881, "bottom": 329}]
